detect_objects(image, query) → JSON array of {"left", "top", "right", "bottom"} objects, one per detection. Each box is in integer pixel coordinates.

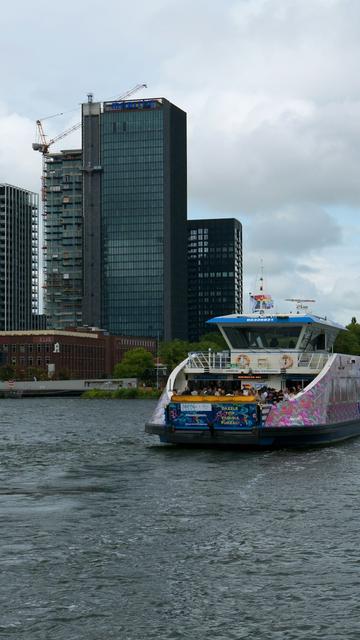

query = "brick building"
[{"left": 0, "top": 330, "right": 156, "bottom": 379}]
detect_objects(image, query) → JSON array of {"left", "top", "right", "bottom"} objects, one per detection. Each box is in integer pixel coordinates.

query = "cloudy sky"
[{"left": 1, "top": 0, "right": 360, "bottom": 323}]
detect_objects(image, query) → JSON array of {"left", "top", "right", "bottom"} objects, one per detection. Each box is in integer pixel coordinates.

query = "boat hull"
[{"left": 145, "top": 419, "right": 360, "bottom": 448}]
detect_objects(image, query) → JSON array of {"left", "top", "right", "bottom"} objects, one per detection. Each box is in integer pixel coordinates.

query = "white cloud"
[
  {"left": 247, "top": 206, "right": 342, "bottom": 255},
  {"left": 0, "top": 0, "right": 359, "bottom": 323},
  {"left": 0, "top": 104, "right": 39, "bottom": 192}
]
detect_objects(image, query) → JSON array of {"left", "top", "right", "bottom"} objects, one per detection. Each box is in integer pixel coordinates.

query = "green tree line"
[
  {"left": 113, "top": 332, "right": 226, "bottom": 382},
  {"left": 333, "top": 318, "right": 360, "bottom": 355}
]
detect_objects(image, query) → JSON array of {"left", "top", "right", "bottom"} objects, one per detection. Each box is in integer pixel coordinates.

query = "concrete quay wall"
[{"left": 0, "top": 378, "right": 137, "bottom": 397}]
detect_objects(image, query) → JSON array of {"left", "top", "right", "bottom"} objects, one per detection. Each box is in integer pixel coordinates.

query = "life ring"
[
  {"left": 281, "top": 354, "right": 294, "bottom": 369},
  {"left": 235, "top": 354, "right": 251, "bottom": 367}
]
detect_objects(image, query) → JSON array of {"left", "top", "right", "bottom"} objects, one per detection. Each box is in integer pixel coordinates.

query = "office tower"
[
  {"left": 0, "top": 184, "right": 39, "bottom": 330},
  {"left": 43, "top": 149, "right": 83, "bottom": 329},
  {"left": 82, "top": 96, "right": 188, "bottom": 340},
  {"left": 187, "top": 218, "right": 243, "bottom": 342}
]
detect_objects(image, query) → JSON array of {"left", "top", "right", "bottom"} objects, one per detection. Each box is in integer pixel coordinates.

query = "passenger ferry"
[{"left": 145, "top": 297, "right": 360, "bottom": 448}]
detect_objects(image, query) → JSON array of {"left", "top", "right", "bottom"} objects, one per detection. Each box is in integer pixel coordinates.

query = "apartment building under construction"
[{"left": 43, "top": 149, "right": 83, "bottom": 329}]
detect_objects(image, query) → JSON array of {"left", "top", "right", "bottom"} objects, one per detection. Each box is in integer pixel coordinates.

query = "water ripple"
[{"left": 0, "top": 398, "right": 359, "bottom": 639}]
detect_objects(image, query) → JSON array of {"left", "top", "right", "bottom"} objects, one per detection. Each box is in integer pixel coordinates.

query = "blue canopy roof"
[{"left": 207, "top": 314, "right": 345, "bottom": 330}]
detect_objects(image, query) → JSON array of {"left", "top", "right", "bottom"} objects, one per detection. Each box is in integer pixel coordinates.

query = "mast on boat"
[
  {"left": 285, "top": 298, "right": 316, "bottom": 314},
  {"left": 249, "top": 260, "right": 274, "bottom": 314}
]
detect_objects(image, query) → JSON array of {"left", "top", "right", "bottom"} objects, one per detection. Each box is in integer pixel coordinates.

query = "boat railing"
[
  {"left": 297, "top": 352, "right": 330, "bottom": 369},
  {"left": 186, "top": 350, "right": 331, "bottom": 372},
  {"left": 187, "top": 351, "right": 232, "bottom": 371}
]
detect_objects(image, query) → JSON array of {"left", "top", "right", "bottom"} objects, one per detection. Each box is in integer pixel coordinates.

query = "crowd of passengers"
[{"left": 178, "top": 383, "right": 303, "bottom": 404}]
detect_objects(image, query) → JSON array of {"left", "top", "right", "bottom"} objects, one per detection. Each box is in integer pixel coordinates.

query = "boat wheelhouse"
[{"left": 145, "top": 308, "right": 360, "bottom": 448}]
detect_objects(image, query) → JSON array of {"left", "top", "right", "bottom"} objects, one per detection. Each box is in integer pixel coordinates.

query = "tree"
[
  {"left": 113, "top": 348, "right": 154, "bottom": 381},
  {"left": 198, "top": 331, "right": 227, "bottom": 350},
  {"left": 0, "top": 365, "right": 16, "bottom": 381},
  {"left": 159, "top": 339, "right": 190, "bottom": 371},
  {"left": 334, "top": 320, "right": 360, "bottom": 355},
  {"left": 26, "top": 367, "right": 48, "bottom": 381},
  {"left": 159, "top": 334, "right": 228, "bottom": 372}
]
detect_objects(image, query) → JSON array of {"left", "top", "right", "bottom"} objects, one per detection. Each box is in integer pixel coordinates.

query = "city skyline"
[{"left": 0, "top": 0, "right": 359, "bottom": 325}]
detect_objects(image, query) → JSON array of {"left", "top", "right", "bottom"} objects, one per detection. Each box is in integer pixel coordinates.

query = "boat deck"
[{"left": 171, "top": 394, "right": 257, "bottom": 403}]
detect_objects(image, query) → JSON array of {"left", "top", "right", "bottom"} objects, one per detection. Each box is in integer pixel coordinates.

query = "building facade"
[
  {"left": 43, "top": 149, "right": 83, "bottom": 329},
  {"left": 0, "top": 330, "right": 156, "bottom": 379},
  {"left": 82, "top": 96, "right": 188, "bottom": 341},
  {"left": 0, "top": 184, "right": 39, "bottom": 330},
  {"left": 187, "top": 218, "right": 243, "bottom": 342}
]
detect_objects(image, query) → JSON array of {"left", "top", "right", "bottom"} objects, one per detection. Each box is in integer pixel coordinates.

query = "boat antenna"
[
  {"left": 259, "top": 258, "right": 264, "bottom": 292},
  {"left": 249, "top": 260, "right": 275, "bottom": 314},
  {"left": 285, "top": 298, "right": 316, "bottom": 314}
]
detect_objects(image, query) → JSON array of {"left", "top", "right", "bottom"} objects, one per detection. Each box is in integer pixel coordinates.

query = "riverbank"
[
  {"left": 0, "top": 378, "right": 160, "bottom": 398},
  {"left": 82, "top": 387, "right": 161, "bottom": 399}
]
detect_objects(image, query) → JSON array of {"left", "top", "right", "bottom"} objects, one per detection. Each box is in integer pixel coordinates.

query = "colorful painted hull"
[{"left": 145, "top": 352, "right": 360, "bottom": 448}]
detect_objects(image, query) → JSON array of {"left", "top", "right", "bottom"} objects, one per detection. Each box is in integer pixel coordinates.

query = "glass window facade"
[
  {"left": 82, "top": 98, "right": 188, "bottom": 340},
  {"left": 187, "top": 219, "right": 243, "bottom": 341},
  {"left": 224, "top": 326, "right": 301, "bottom": 349},
  {"left": 101, "top": 108, "right": 164, "bottom": 336},
  {"left": 0, "top": 184, "right": 39, "bottom": 330}
]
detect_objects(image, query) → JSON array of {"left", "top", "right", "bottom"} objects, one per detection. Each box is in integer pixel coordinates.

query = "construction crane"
[
  {"left": 32, "top": 83, "right": 147, "bottom": 156},
  {"left": 32, "top": 120, "right": 82, "bottom": 155}
]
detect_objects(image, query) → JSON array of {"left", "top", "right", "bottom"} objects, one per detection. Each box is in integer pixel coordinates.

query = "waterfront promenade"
[{"left": 0, "top": 378, "right": 137, "bottom": 397}]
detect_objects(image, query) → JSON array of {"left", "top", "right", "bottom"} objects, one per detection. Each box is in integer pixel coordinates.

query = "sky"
[{"left": 1, "top": 0, "right": 360, "bottom": 324}]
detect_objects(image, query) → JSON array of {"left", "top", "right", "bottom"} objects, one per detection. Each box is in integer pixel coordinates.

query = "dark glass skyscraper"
[
  {"left": 187, "top": 218, "right": 243, "bottom": 342},
  {"left": 82, "top": 97, "right": 187, "bottom": 340},
  {"left": 0, "top": 184, "right": 39, "bottom": 330}
]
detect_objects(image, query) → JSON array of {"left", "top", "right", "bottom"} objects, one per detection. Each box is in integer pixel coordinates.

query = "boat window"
[
  {"left": 356, "top": 379, "right": 360, "bottom": 399},
  {"left": 332, "top": 379, "right": 340, "bottom": 403},
  {"left": 223, "top": 327, "right": 301, "bottom": 349},
  {"left": 310, "top": 333, "right": 325, "bottom": 350},
  {"left": 340, "top": 378, "right": 348, "bottom": 402}
]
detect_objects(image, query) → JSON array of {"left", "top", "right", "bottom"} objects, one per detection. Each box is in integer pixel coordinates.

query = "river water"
[{"left": 1, "top": 398, "right": 360, "bottom": 639}]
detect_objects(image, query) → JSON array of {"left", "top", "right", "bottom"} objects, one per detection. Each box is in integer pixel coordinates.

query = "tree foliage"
[
  {"left": 334, "top": 321, "right": 360, "bottom": 355},
  {"left": 113, "top": 348, "right": 155, "bottom": 381},
  {"left": 0, "top": 365, "right": 48, "bottom": 381},
  {"left": 159, "top": 332, "right": 228, "bottom": 371},
  {"left": 198, "top": 331, "right": 227, "bottom": 350},
  {"left": 159, "top": 339, "right": 190, "bottom": 372}
]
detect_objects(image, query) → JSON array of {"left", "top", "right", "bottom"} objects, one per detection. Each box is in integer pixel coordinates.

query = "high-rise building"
[
  {"left": 82, "top": 96, "right": 188, "bottom": 340},
  {"left": 187, "top": 218, "right": 243, "bottom": 342},
  {"left": 43, "top": 149, "right": 83, "bottom": 329},
  {"left": 0, "top": 184, "right": 39, "bottom": 330}
]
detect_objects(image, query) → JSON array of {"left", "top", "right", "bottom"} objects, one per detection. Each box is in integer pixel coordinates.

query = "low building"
[{"left": 0, "top": 330, "right": 156, "bottom": 380}]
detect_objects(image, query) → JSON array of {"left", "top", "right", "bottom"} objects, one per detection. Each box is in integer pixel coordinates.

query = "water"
[{"left": 1, "top": 398, "right": 360, "bottom": 639}]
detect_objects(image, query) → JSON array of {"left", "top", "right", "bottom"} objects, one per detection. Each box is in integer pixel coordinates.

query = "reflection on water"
[{"left": 0, "top": 398, "right": 360, "bottom": 639}]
